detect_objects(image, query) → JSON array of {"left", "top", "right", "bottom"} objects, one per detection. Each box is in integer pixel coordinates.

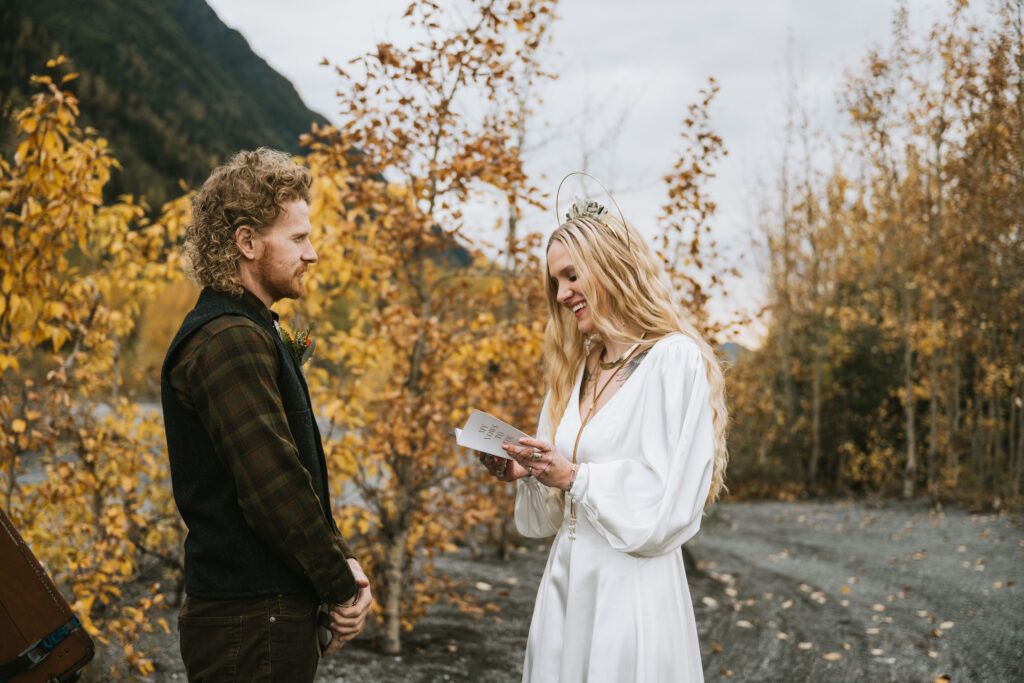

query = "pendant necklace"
[
  {"left": 567, "top": 339, "right": 645, "bottom": 540},
  {"left": 599, "top": 339, "right": 643, "bottom": 370}
]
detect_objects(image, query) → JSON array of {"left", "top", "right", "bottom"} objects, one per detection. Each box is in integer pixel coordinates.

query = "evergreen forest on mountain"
[{"left": 0, "top": 0, "right": 325, "bottom": 209}]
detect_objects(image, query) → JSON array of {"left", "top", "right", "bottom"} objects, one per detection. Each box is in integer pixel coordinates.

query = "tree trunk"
[
  {"left": 810, "top": 346, "right": 822, "bottom": 492},
  {"left": 948, "top": 339, "right": 961, "bottom": 490},
  {"left": 382, "top": 526, "right": 409, "bottom": 654},
  {"left": 927, "top": 318, "right": 939, "bottom": 498},
  {"left": 902, "top": 296, "right": 917, "bottom": 500},
  {"left": 1011, "top": 368, "right": 1019, "bottom": 497},
  {"left": 1011, "top": 327, "right": 1019, "bottom": 493},
  {"left": 988, "top": 389, "right": 1000, "bottom": 499},
  {"left": 4, "top": 451, "right": 14, "bottom": 515},
  {"left": 926, "top": 101, "right": 946, "bottom": 502}
]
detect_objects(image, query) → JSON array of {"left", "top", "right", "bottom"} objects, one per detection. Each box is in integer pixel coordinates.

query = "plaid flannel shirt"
[{"left": 168, "top": 291, "right": 357, "bottom": 604}]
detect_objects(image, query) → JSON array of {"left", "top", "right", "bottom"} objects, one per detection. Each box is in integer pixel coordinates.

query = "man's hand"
[{"left": 323, "top": 558, "right": 373, "bottom": 655}]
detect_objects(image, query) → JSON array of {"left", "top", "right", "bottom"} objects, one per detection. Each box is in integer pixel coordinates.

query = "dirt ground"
[{"left": 130, "top": 500, "right": 1021, "bottom": 682}]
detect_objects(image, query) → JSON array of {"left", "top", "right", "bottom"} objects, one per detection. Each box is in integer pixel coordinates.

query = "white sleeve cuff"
[{"left": 567, "top": 462, "right": 589, "bottom": 502}]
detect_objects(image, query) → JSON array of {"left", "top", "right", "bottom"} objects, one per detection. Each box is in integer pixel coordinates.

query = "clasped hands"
[
  {"left": 477, "top": 436, "right": 573, "bottom": 491},
  {"left": 322, "top": 557, "right": 373, "bottom": 655}
]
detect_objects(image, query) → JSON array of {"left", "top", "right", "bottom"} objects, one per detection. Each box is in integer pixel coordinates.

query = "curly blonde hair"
[
  {"left": 184, "top": 148, "right": 312, "bottom": 295},
  {"left": 543, "top": 214, "right": 729, "bottom": 507}
]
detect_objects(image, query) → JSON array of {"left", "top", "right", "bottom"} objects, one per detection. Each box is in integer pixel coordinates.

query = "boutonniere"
[{"left": 280, "top": 322, "right": 316, "bottom": 366}]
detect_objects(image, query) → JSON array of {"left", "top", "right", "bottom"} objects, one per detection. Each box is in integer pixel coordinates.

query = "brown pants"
[{"left": 178, "top": 593, "right": 319, "bottom": 683}]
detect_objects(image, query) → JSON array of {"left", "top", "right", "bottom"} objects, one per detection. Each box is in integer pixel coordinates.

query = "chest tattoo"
[
  {"left": 579, "top": 348, "right": 652, "bottom": 406},
  {"left": 616, "top": 349, "right": 650, "bottom": 383}
]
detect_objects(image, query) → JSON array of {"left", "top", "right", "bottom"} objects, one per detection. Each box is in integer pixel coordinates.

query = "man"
[{"left": 161, "top": 148, "right": 371, "bottom": 681}]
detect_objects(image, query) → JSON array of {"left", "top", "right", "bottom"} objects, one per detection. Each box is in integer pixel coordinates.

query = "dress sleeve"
[
  {"left": 570, "top": 339, "right": 715, "bottom": 556},
  {"left": 514, "top": 392, "right": 565, "bottom": 537}
]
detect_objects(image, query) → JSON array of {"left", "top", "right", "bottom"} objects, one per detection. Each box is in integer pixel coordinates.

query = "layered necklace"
[
  {"left": 567, "top": 338, "right": 646, "bottom": 540},
  {"left": 599, "top": 339, "right": 643, "bottom": 370}
]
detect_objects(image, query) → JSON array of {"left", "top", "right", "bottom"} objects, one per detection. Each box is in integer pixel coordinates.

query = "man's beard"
[{"left": 257, "top": 259, "right": 305, "bottom": 301}]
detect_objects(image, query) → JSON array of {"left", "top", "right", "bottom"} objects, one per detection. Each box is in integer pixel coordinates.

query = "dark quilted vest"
[{"left": 161, "top": 287, "right": 334, "bottom": 599}]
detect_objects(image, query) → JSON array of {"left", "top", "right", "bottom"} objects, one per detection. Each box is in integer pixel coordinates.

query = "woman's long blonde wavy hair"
[{"left": 543, "top": 214, "right": 728, "bottom": 507}]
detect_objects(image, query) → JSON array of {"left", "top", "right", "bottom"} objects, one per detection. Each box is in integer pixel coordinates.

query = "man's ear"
[{"left": 235, "top": 225, "right": 258, "bottom": 261}]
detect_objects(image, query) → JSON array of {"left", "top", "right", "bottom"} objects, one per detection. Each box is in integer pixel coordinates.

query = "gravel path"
[
  {"left": 132, "top": 500, "right": 1021, "bottom": 682},
  {"left": 691, "top": 500, "right": 1023, "bottom": 682}
]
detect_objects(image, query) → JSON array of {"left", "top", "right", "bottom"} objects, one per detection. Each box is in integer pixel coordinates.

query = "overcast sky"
[{"left": 205, "top": 0, "right": 946, "bottom": 342}]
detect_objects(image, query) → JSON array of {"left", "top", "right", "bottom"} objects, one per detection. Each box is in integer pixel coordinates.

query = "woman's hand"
[
  {"left": 504, "top": 437, "right": 573, "bottom": 490},
  {"left": 477, "top": 452, "right": 531, "bottom": 482}
]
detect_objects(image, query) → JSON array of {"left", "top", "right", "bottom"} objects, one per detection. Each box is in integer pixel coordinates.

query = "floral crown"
[
  {"left": 555, "top": 172, "right": 631, "bottom": 250},
  {"left": 565, "top": 198, "right": 609, "bottom": 224}
]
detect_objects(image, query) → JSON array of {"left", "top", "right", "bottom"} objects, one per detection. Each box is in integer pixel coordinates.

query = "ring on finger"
[{"left": 531, "top": 450, "right": 542, "bottom": 462}]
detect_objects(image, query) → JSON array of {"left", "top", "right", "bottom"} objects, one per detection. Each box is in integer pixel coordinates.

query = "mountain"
[
  {"left": 719, "top": 341, "right": 749, "bottom": 363},
  {"left": 0, "top": 0, "right": 328, "bottom": 209}
]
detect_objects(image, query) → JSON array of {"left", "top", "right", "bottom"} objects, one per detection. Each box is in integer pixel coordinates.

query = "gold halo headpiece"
[{"left": 554, "top": 171, "right": 631, "bottom": 251}]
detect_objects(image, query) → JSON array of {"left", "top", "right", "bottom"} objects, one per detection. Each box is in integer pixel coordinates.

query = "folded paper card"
[{"left": 453, "top": 409, "right": 529, "bottom": 459}]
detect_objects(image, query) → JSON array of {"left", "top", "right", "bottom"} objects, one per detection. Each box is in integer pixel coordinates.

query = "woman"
[{"left": 479, "top": 199, "right": 728, "bottom": 682}]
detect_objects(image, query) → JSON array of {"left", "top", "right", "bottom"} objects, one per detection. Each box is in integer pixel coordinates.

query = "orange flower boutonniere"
[{"left": 280, "top": 322, "right": 316, "bottom": 366}]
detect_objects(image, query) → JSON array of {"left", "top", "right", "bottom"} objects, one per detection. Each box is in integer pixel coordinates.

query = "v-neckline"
[{"left": 575, "top": 341, "right": 655, "bottom": 427}]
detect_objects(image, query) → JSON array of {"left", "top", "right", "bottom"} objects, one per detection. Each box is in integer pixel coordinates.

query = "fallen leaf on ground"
[
  {"left": 798, "top": 642, "right": 813, "bottom": 650},
  {"left": 915, "top": 610, "right": 929, "bottom": 618},
  {"left": 934, "top": 675, "right": 951, "bottom": 682},
  {"left": 866, "top": 627, "right": 880, "bottom": 635},
  {"left": 870, "top": 648, "right": 884, "bottom": 656},
  {"left": 840, "top": 585, "right": 850, "bottom": 594},
  {"left": 720, "top": 669, "right": 734, "bottom": 676},
  {"left": 781, "top": 599, "right": 794, "bottom": 609},
  {"left": 505, "top": 577, "right": 519, "bottom": 585},
  {"left": 736, "top": 620, "right": 753, "bottom": 629},
  {"left": 928, "top": 650, "right": 939, "bottom": 659},
  {"left": 711, "top": 642, "right": 724, "bottom": 654},
  {"left": 939, "top": 621, "right": 954, "bottom": 630},
  {"left": 871, "top": 603, "right": 886, "bottom": 612},
  {"left": 702, "top": 596, "right": 718, "bottom": 608},
  {"left": 777, "top": 632, "right": 789, "bottom": 640},
  {"left": 822, "top": 652, "right": 842, "bottom": 661}
]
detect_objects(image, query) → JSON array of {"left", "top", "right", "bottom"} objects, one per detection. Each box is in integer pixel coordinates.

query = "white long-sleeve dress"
[{"left": 515, "top": 334, "right": 714, "bottom": 683}]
